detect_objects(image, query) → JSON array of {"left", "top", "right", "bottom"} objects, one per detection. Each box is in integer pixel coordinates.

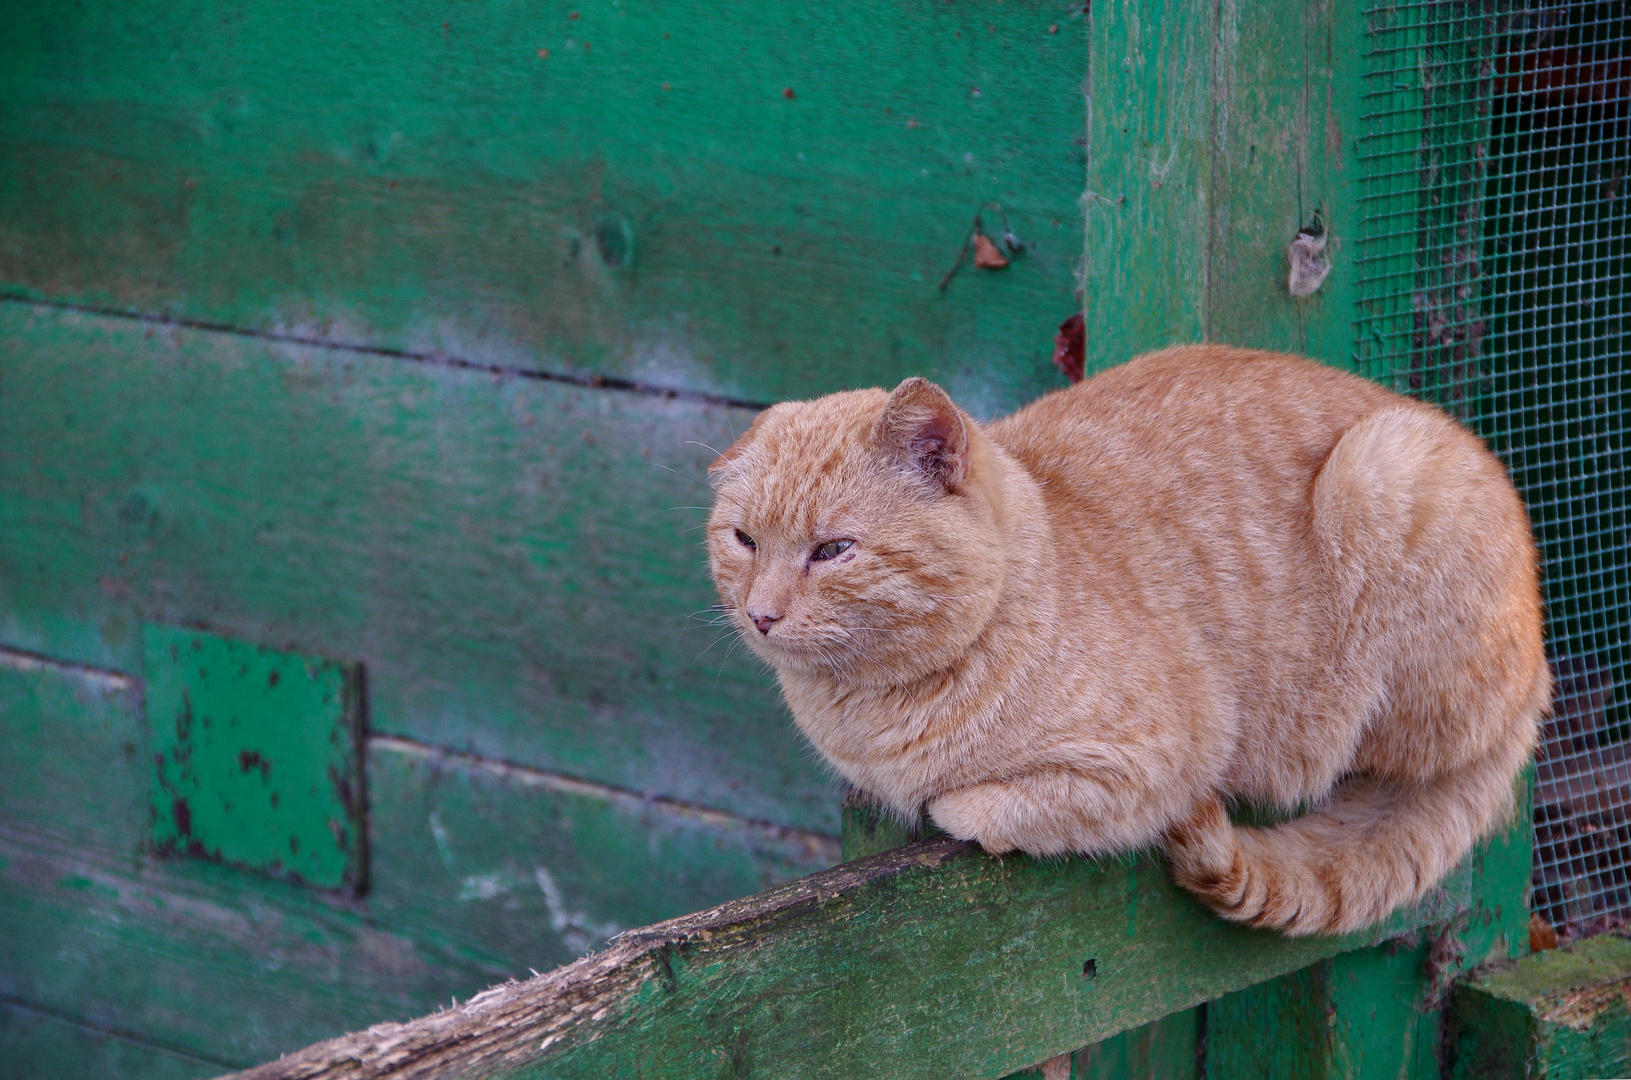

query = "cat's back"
[
  {"left": 991, "top": 344, "right": 1389, "bottom": 466},
  {"left": 985, "top": 345, "right": 1420, "bottom": 672},
  {"left": 990, "top": 345, "right": 1402, "bottom": 488}
]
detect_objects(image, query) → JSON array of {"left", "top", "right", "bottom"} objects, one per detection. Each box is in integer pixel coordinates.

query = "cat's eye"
[
  {"left": 811, "top": 539, "right": 854, "bottom": 562},
  {"left": 734, "top": 529, "right": 756, "bottom": 550}
]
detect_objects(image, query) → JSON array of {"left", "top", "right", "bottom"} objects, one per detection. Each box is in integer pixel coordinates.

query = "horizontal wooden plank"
[
  {"left": 0, "top": 0, "right": 1083, "bottom": 411},
  {"left": 0, "top": 301, "right": 836, "bottom": 831},
  {"left": 0, "top": 646, "right": 835, "bottom": 1067},
  {"left": 846, "top": 798, "right": 1203, "bottom": 1080},
  {"left": 366, "top": 738, "right": 837, "bottom": 971},
  {"left": 0, "top": 999, "right": 222, "bottom": 1080},
  {"left": 225, "top": 823, "right": 1525, "bottom": 1080},
  {"left": 0, "top": 646, "right": 146, "bottom": 856},
  {"left": 0, "top": 825, "right": 505, "bottom": 1070}
]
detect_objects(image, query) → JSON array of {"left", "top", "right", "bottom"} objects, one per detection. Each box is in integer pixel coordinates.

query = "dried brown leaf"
[{"left": 973, "top": 233, "right": 1009, "bottom": 269}]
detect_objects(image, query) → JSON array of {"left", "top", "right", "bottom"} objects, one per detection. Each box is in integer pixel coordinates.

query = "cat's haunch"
[{"left": 706, "top": 345, "right": 1548, "bottom": 936}]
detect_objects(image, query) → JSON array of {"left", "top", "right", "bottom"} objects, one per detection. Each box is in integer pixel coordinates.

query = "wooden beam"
[
  {"left": 1448, "top": 932, "right": 1631, "bottom": 1079},
  {"left": 226, "top": 821, "right": 1521, "bottom": 1080}
]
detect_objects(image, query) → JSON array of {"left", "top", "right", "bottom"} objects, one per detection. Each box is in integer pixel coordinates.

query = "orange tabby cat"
[{"left": 706, "top": 345, "right": 1548, "bottom": 935}]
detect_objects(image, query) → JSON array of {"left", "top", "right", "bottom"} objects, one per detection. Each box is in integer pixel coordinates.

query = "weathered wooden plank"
[
  {"left": 1085, "top": 0, "right": 1366, "bottom": 371},
  {"left": 0, "top": 1000, "right": 223, "bottom": 1080},
  {"left": 0, "top": 301, "right": 835, "bottom": 831},
  {"left": 1208, "top": 946, "right": 1442, "bottom": 1079},
  {"left": 0, "top": 0, "right": 1084, "bottom": 411},
  {"left": 849, "top": 795, "right": 1204, "bottom": 1080},
  {"left": 366, "top": 738, "right": 837, "bottom": 971},
  {"left": 221, "top": 824, "right": 1523, "bottom": 1080},
  {"left": 0, "top": 757, "right": 836, "bottom": 1070},
  {"left": 1203, "top": 0, "right": 1365, "bottom": 363},
  {"left": 1326, "top": 944, "right": 1445, "bottom": 1079},
  {"left": 845, "top": 784, "right": 1530, "bottom": 1080},
  {"left": 0, "top": 827, "right": 504, "bottom": 1070},
  {"left": 1208, "top": 961, "right": 1333, "bottom": 1078},
  {"left": 1448, "top": 933, "right": 1631, "bottom": 1080},
  {"left": 0, "top": 646, "right": 834, "bottom": 1068},
  {"left": 0, "top": 646, "right": 146, "bottom": 855}
]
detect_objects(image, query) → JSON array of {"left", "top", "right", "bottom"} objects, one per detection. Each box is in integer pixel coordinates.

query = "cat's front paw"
[{"left": 926, "top": 785, "right": 1018, "bottom": 855}]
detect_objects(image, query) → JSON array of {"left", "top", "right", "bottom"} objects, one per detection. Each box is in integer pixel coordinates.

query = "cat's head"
[{"left": 706, "top": 377, "right": 1009, "bottom": 683}]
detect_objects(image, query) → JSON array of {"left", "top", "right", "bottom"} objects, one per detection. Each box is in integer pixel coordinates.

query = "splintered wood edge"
[{"left": 221, "top": 838, "right": 979, "bottom": 1080}]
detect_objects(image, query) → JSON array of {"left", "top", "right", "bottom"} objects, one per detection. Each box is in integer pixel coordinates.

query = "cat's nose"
[{"left": 750, "top": 612, "right": 779, "bottom": 634}]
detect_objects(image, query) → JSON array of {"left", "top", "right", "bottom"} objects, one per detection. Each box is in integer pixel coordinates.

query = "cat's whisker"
[
  {"left": 681, "top": 617, "right": 737, "bottom": 633},
  {"left": 713, "top": 635, "right": 755, "bottom": 684},
  {"left": 643, "top": 459, "right": 711, "bottom": 490},
  {"left": 684, "top": 605, "right": 731, "bottom": 617},
  {"left": 682, "top": 607, "right": 738, "bottom": 629},
  {"left": 692, "top": 631, "right": 741, "bottom": 663}
]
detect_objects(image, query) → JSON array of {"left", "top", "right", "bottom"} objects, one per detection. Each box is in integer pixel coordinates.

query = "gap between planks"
[
  {"left": 0, "top": 991, "right": 243, "bottom": 1071},
  {"left": 373, "top": 735, "right": 840, "bottom": 864},
  {"left": 0, "top": 295, "right": 771, "bottom": 412}
]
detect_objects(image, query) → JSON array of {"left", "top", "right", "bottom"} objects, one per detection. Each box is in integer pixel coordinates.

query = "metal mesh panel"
[{"left": 1357, "top": 0, "right": 1629, "bottom": 937}]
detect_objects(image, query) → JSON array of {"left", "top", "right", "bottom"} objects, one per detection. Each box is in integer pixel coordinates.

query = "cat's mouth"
[
  {"left": 744, "top": 618, "right": 791, "bottom": 647},
  {"left": 738, "top": 616, "right": 827, "bottom": 664}
]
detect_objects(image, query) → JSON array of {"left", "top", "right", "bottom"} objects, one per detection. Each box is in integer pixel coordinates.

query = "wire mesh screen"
[{"left": 1356, "top": 0, "right": 1629, "bottom": 938}]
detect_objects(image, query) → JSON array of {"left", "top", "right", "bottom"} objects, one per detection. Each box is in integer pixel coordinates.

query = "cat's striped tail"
[{"left": 1162, "top": 754, "right": 1525, "bottom": 937}]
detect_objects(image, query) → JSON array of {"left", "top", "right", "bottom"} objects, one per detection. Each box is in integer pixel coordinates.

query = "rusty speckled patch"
[{"left": 144, "top": 624, "right": 366, "bottom": 892}]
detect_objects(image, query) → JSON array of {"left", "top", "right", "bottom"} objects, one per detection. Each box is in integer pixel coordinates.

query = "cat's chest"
[{"left": 784, "top": 681, "right": 1023, "bottom": 814}]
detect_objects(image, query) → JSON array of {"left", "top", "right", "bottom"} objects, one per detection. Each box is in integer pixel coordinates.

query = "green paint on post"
[
  {"left": 144, "top": 625, "right": 365, "bottom": 892},
  {"left": 1075, "top": 1008, "right": 1199, "bottom": 1079},
  {"left": 1449, "top": 934, "right": 1631, "bottom": 1080},
  {"left": 1085, "top": 0, "right": 1368, "bottom": 372}
]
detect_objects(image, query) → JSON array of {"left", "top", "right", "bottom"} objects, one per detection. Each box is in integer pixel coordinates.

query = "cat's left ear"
[{"left": 874, "top": 377, "right": 970, "bottom": 491}]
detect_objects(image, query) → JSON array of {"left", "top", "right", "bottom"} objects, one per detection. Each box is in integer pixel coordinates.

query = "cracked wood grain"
[{"left": 225, "top": 820, "right": 1519, "bottom": 1080}]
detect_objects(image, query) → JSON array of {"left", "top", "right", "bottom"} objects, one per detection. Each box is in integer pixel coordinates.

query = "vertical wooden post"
[{"left": 1086, "top": 0, "right": 1369, "bottom": 373}]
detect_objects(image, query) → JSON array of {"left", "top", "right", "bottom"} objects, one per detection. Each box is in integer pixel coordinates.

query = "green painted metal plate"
[{"left": 144, "top": 625, "right": 365, "bottom": 892}]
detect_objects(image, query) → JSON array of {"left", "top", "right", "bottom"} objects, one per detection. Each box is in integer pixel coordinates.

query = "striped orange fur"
[{"left": 706, "top": 345, "right": 1548, "bottom": 935}]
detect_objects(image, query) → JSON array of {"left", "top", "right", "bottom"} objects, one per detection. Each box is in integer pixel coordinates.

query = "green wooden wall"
[
  {"left": 0, "top": 0, "right": 1532, "bottom": 1076},
  {"left": 0, "top": 0, "right": 1086, "bottom": 1073}
]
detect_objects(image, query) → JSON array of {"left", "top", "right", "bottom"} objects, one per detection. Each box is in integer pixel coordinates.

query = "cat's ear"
[
  {"left": 707, "top": 407, "right": 774, "bottom": 488},
  {"left": 873, "top": 377, "right": 970, "bottom": 491}
]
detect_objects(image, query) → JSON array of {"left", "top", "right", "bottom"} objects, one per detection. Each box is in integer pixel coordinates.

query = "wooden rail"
[{"left": 225, "top": 805, "right": 1525, "bottom": 1080}]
